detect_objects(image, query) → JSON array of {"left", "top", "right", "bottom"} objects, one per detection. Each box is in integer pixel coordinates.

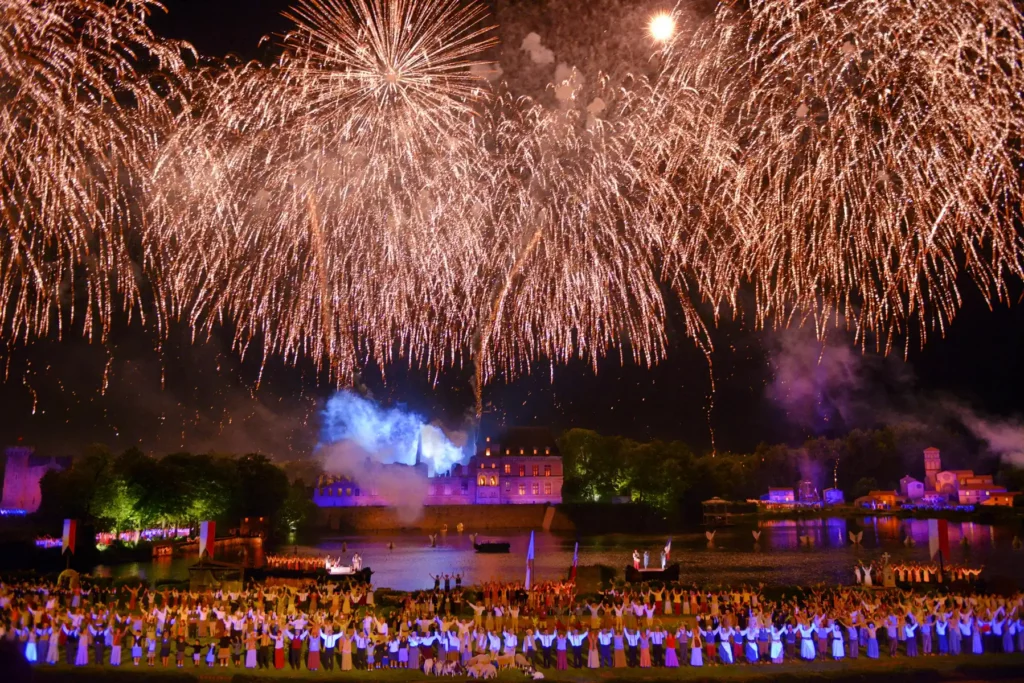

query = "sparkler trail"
[{"left": 0, "top": 0, "right": 191, "bottom": 344}]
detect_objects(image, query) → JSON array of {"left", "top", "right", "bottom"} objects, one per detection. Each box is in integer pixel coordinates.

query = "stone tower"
[
  {"left": 1, "top": 447, "right": 48, "bottom": 512},
  {"left": 924, "top": 447, "right": 941, "bottom": 491}
]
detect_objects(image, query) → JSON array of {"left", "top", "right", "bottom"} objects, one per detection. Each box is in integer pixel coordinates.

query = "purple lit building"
[
  {"left": 1, "top": 447, "right": 70, "bottom": 514},
  {"left": 314, "top": 427, "right": 563, "bottom": 507}
]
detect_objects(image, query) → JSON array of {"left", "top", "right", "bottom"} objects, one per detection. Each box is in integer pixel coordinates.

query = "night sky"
[{"left": 1, "top": 0, "right": 1022, "bottom": 460}]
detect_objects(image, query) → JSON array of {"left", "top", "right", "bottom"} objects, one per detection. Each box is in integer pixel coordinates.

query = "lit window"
[
  {"left": 544, "top": 465, "right": 551, "bottom": 477},
  {"left": 345, "top": 488, "right": 352, "bottom": 496},
  {"left": 480, "top": 462, "right": 485, "bottom": 469},
  {"left": 506, "top": 449, "right": 510, "bottom": 455},
  {"left": 532, "top": 465, "right": 539, "bottom": 477},
  {"left": 545, "top": 448, "right": 550, "bottom": 455},
  {"left": 486, "top": 437, "right": 490, "bottom": 442},
  {"left": 489, "top": 476, "right": 497, "bottom": 486},
  {"left": 491, "top": 462, "right": 496, "bottom": 469},
  {"left": 519, "top": 465, "right": 525, "bottom": 477},
  {"left": 544, "top": 483, "right": 552, "bottom": 495},
  {"left": 533, "top": 449, "right": 538, "bottom": 455},
  {"left": 520, "top": 448, "right": 524, "bottom": 455},
  {"left": 505, "top": 481, "right": 511, "bottom": 492},
  {"left": 518, "top": 484, "right": 526, "bottom": 496},
  {"left": 532, "top": 483, "right": 539, "bottom": 495},
  {"left": 478, "top": 476, "right": 486, "bottom": 486},
  {"left": 504, "top": 464, "right": 511, "bottom": 474},
  {"left": 485, "top": 448, "right": 491, "bottom": 456}
]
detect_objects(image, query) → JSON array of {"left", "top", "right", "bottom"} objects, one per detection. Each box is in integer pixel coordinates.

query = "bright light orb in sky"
[{"left": 649, "top": 13, "right": 676, "bottom": 43}]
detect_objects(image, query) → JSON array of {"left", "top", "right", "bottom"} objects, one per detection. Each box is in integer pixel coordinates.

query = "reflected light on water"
[{"left": 95, "top": 518, "right": 1019, "bottom": 591}]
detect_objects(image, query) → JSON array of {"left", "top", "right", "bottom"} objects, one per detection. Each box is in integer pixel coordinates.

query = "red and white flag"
[
  {"left": 525, "top": 531, "right": 535, "bottom": 590},
  {"left": 665, "top": 536, "right": 672, "bottom": 561},
  {"left": 199, "top": 521, "right": 216, "bottom": 559},
  {"left": 62, "top": 519, "right": 77, "bottom": 555},
  {"left": 928, "top": 519, "right": 950, "bottom": 561}
]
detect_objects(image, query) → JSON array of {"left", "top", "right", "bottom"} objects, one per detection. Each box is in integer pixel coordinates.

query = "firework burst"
[
  {"left": 675, "top": 0, "right": 1024, "bottom": 351},
  {"left": 471, "top": 88, "right": 671, "bottom": 414},
  {"left": 0, "top": 0, "right": 190, "bottom": 343},
  {"left": 153, "top": 0, "right": 497, "bottom": 384}
]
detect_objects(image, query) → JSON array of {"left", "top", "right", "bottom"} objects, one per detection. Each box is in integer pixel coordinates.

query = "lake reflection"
[{"left": 94, "top": 517, "right": 1023, "bottom": 591}]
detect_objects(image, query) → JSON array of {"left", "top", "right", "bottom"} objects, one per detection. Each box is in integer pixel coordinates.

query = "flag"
[
  {"left": 665, "top": 536, "right": 672, "bottom": 561},
  {"left": 928, "top": 519, "right": 950, "bottom": 560},
  {"left": 199, "top": 521, "right": 216, "bottom": 559},
  {"left": 525, "top": 531, "right": 535, "bottom": 590},
  {"left": 570, "top": 541, "right": 579, "bottom": 582},
  {"left": 62, "top": 519, "right": 77, "bottom": 555}
]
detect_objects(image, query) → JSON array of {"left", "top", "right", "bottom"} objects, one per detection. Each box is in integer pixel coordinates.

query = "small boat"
[
  {"left": 625, "top": 563, "right": 680, "bottom": 584},
  {"left": 473, "top": 540, "right": 511, "bottom": 554}
]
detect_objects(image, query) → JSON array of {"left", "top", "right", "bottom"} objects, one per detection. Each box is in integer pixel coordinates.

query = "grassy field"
[{"left": 27, "top": 653, "right": 1024, "bottom": 683}]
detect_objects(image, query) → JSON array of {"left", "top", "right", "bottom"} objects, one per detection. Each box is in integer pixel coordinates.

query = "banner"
[
  {"left": 525, "top": 530, "right": 535, "bottom": 590},
  {"left": 62, "top": 519, "right": 77, "bottom": 555},
  {"left": 570, "top": 541, "right": 579, "bottom": 581},
  {"left": 199, "top": 521, "right": 216, "bottom": 559}
]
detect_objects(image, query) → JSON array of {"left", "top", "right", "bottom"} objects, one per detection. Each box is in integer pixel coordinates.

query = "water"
[{"left": 93, "top": 517, "right": 1024, "bottom": 591}]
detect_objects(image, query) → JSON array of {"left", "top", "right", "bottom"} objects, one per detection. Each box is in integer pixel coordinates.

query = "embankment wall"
[{"left": 316, "top": 504, "right": 575, "bottom": 533}]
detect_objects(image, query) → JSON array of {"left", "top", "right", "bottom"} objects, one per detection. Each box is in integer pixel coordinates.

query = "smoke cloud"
[
  {"left": 948, "top": 402, "right": 1024, "bottom": 467},
  {"left": 767, "top": 326, "right": 1024, "bottom": 467},
  {"left": 520, "top": 32, "right": 555, "bottom": 65},
  {"left": 316, "top": 391, "right": 471, "bottom": 520}
]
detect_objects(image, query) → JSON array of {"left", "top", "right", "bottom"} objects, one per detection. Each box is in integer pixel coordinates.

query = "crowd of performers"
[
  {"left": 885, "top": 562, "right": 983, "bottom": 585},
  {"left": 0, "top": 576, "right": 1022, "bottom": 673},
  {"left": 264, "top": 554, "right": 362, "bottom": 573},
  {"left": 853, "top": 560, "right": 985, "bottom": 587}
]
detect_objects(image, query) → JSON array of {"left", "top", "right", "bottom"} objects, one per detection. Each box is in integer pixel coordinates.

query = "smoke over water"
[
  {"left": 767, "top": 326, "right": 1024, "bottom": 466},
  {"left": 316, "top": 391, "right": 470, "bottom": 521}
]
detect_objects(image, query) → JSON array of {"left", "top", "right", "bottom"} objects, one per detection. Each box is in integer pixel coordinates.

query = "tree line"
[
  {"left": 557, "top": 425, "right": 1024, "bottom": 517},
  {"left": 36, "top": 446, "right": 318, "bottom": 538}
]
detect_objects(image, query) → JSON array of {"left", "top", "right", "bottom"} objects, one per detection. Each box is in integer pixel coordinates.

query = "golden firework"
[{"left": 0, "top": 0, "right": 190, "bottom": 343}]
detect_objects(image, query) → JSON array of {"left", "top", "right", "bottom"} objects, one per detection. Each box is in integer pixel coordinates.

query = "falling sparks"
[
  {"left": 0, "top": 0, "right": 191, "bottom": 344},
  {"left": 2, "top": 0, "right": 1023, "bottom": 437},
  {"left": 668, "top": 0, "right": 1024, "bottom": 353}
]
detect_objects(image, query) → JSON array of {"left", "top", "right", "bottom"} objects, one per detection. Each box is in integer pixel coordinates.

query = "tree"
[
  {"left": 557, "top": 429, "right": 629, "bottom": 502},
  {"left": 278, "top": 480, "right": 317, "bottom": 534},
  {"left": 853, "top": 477, "right": 879, "bottom": 499},
  {"left": 90, "top": 477, "right": 142, "bottom": 533},
  {"left": 235, "top": 454, "right": 289, "bottom": 522},
  {"left": 37, "top": 444, "right": 112, "bottom": 524}
]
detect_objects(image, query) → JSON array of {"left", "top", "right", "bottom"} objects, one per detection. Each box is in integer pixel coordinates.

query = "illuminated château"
[{"left": 314, "top": 427, "right": 563, "bottom": 507}]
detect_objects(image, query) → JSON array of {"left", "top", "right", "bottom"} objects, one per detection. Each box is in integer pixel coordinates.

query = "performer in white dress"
[
  {"left": 770, "top": 625, "right": 784, "bottom": 663},
  {"left": 831, "top": 624, "right": 845, "bottom": 660},
  {"left": 798, "top": 623, "right": 816, "bottom": 660}
]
